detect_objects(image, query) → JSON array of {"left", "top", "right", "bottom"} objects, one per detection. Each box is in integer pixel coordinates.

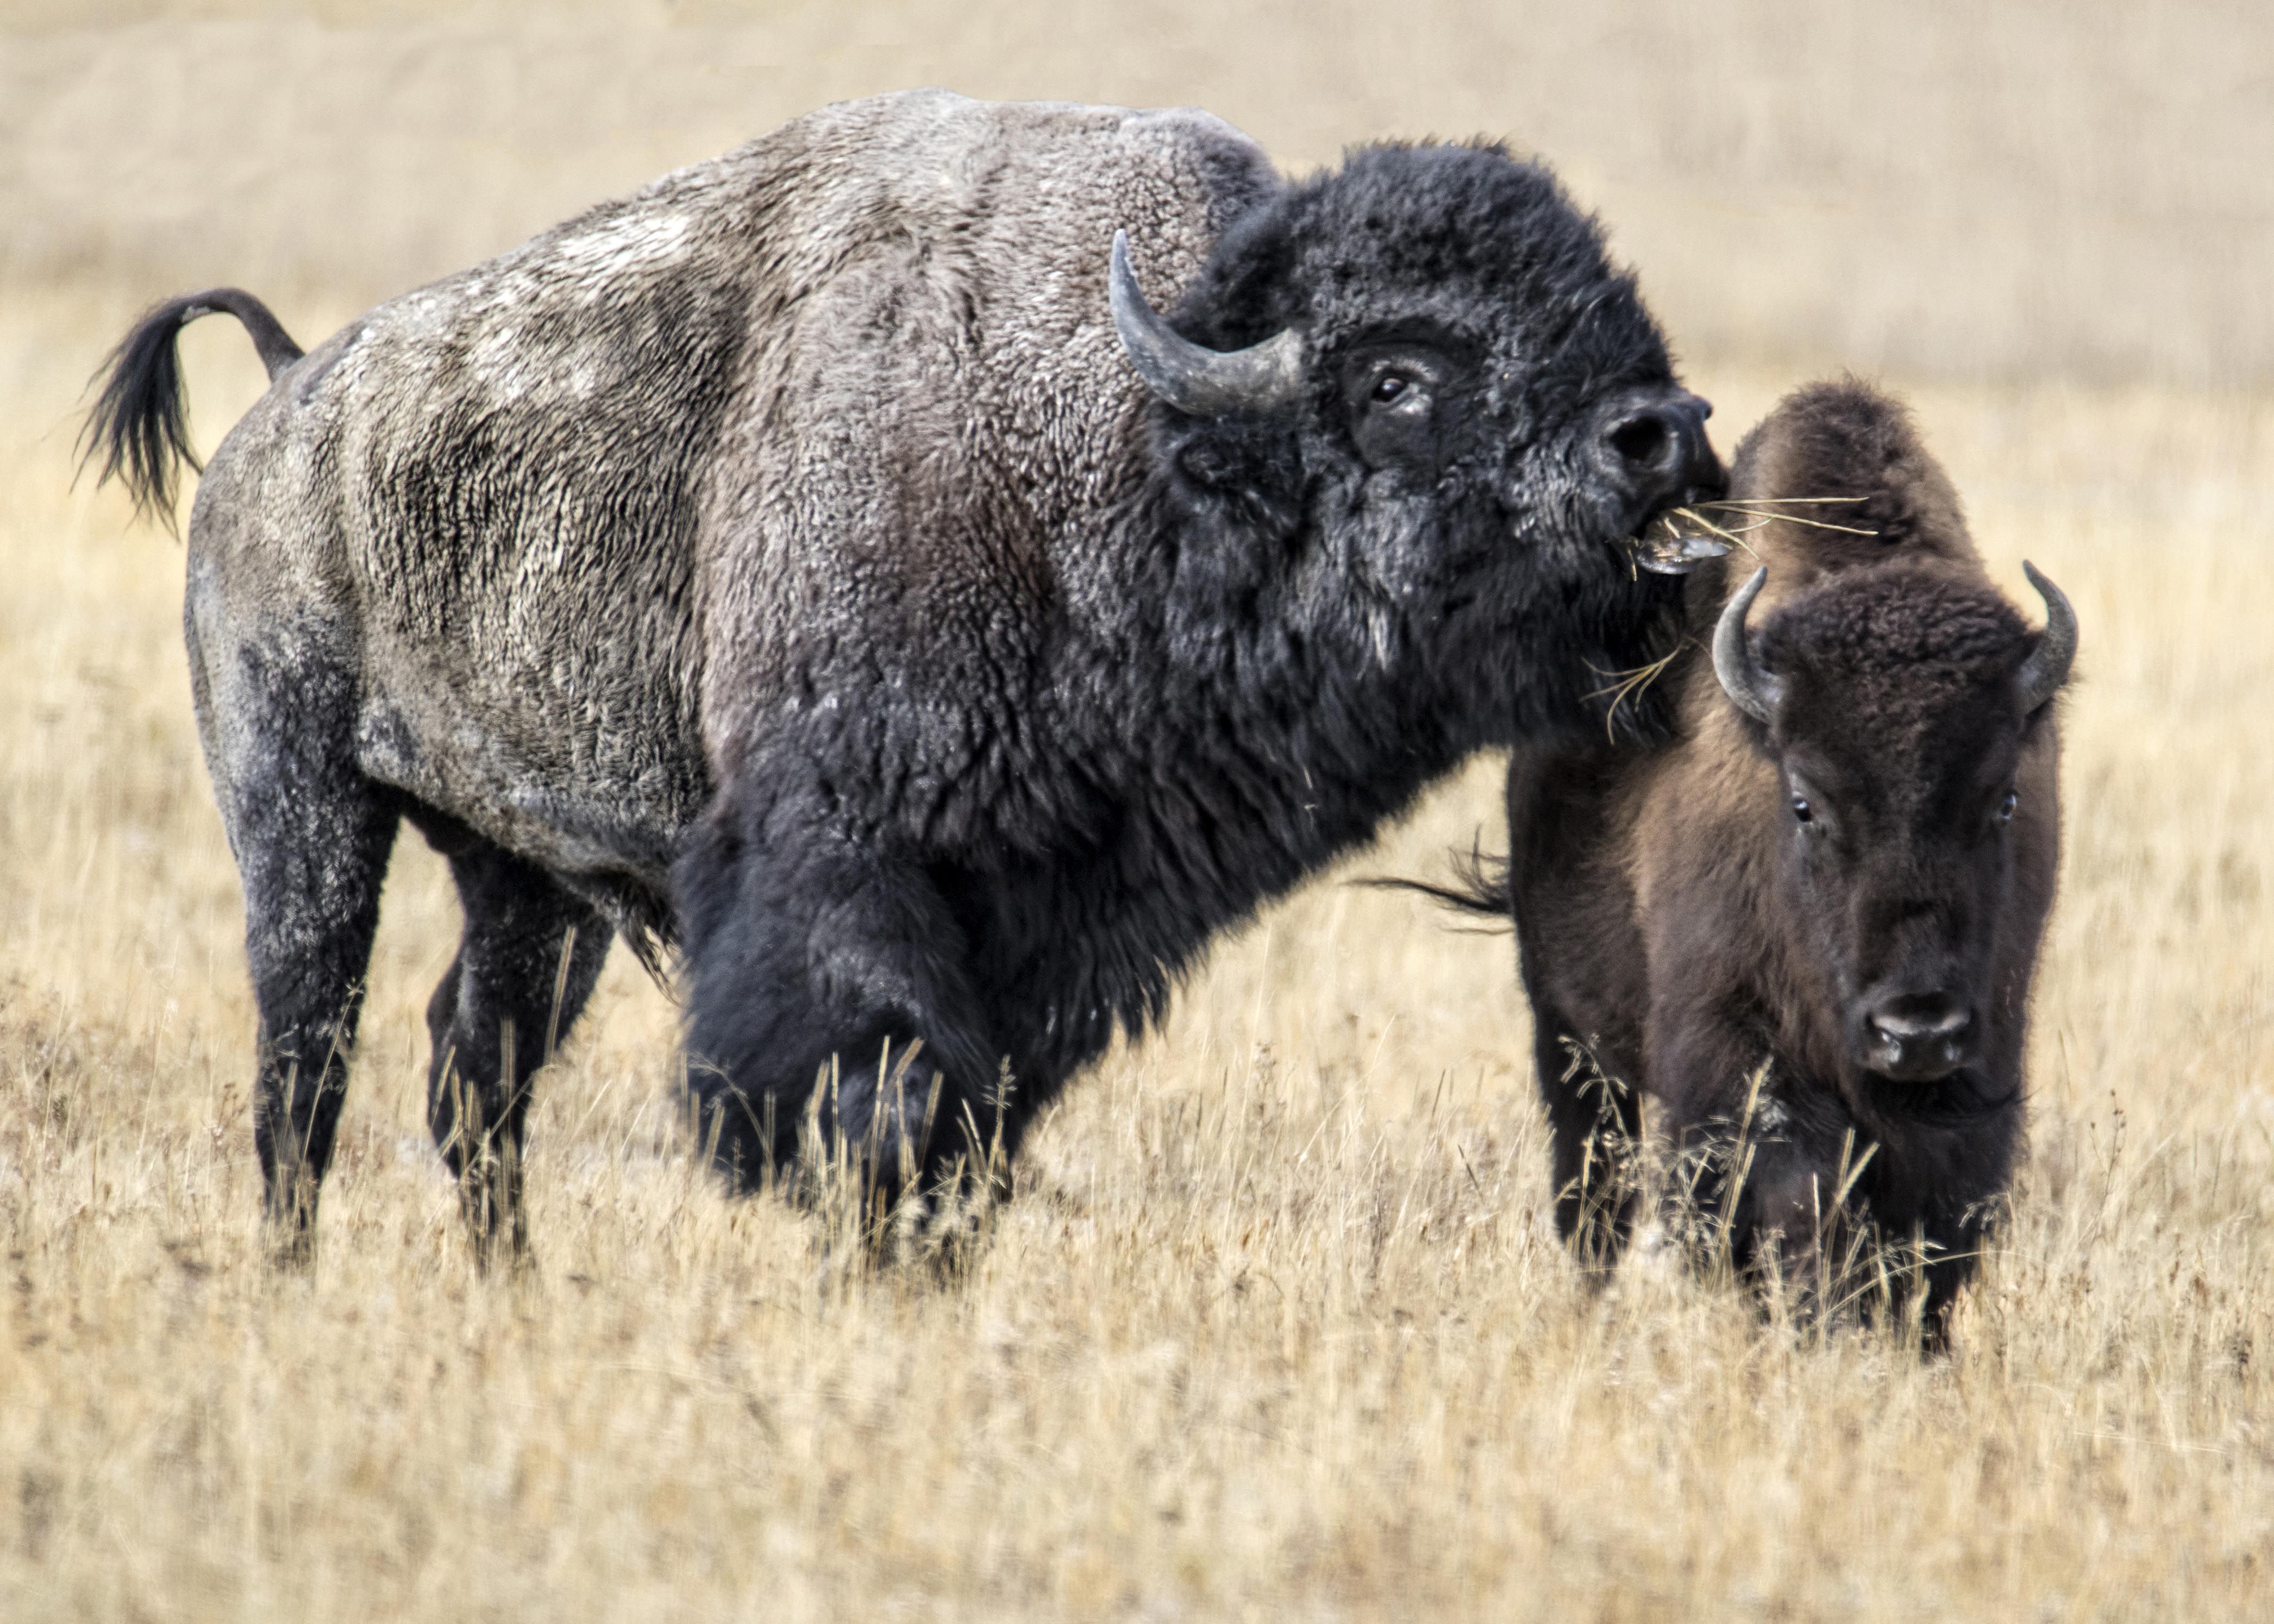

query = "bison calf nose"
[
  {"left": 1862, "top": 994, "right": 1977, "bottom": 1082},
  {"left": 1596, "top": 391, "right": 1725, "bottom": 523}
]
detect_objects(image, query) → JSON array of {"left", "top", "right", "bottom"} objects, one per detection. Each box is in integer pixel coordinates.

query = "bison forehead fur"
[
  {"left": 86, "top": 89, "right": 1721, "bottom": 1260},
  {"left": 1762, "top": 568, "right": 2032, "bottom": 758}
]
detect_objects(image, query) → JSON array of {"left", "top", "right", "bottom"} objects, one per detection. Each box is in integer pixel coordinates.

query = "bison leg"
[
  {"left": 1657, "top": 1081, "right": 1959, "bottom": 1345},
  {"left": 1535, "top": 1022, "right": 1645, "bottom": 1266},
  {"left": 208, "top": 672, "right": 400, "bottom": 1267},
  {"left": 674, "top": 801, "right": 1006, "bottom": 1226},
  {"left": 419, "top": 831, "right": 613, "bottom": 1266}
]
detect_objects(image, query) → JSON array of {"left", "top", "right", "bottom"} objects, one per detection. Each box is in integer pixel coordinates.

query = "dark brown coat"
[{"left": 1490, "top": 380, "right": 2073, "bottom": 1337}]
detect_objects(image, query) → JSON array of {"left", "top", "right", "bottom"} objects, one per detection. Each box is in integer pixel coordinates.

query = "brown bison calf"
[{"left": 1467, "top": 380, "right": 2075, "bottom": 1341}]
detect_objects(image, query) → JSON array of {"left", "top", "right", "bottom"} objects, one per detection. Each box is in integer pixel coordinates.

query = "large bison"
[
  {"left": 1450, "top": 381, "right": 2073, "bottom": 1339},
  {"left": 85, "top": 89, "right": 1722, "bottom": 1263}
]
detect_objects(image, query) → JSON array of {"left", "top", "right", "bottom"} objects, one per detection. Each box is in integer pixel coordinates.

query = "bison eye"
[
  {"left": 1997, "top": 789, "right": 2019, "bottom": 823},
  {"left": 1342, "top": 345, "right": 1454, "bottom": 467},
  {"left": 1791, "top": 795, "right": 1814, "bottom": 825}
]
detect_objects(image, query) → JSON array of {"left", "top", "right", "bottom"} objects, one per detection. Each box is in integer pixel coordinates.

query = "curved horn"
[
  {"left": 1110, "top": 229, "right": 1305, "bottom": 416},
  {"left": 1713, "top": 567, "right": 1784, "bottom": 725},
  {"left": 2015, "top": 560, "right": 2078, "bottom": 714}
]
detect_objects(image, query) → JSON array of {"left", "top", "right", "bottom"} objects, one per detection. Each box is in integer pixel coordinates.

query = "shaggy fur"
[
  {"left": 82, "top": 90, "right": 1721, "bottom": 1261},
  {"left": 1460, "top": 380, "right": 2067, "bottom": 1342}
]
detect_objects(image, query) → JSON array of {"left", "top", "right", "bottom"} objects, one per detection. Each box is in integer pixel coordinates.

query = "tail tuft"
[
  {"left": 78, "top": 289, "right": 305, "bottom": 530},
  {"left": 1356, "top": 838, "right": 1514, "bottom": 930}
]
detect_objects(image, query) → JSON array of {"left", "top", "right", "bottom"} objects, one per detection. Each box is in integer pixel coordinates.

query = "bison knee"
[{"left": 674, "top": 793, "right": 1007, "bottom": 1206}]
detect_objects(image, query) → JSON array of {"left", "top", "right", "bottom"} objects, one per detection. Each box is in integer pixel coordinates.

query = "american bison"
[
  {"left": 1444, "top": 380, "right": 2073, "bottom": 1340},
  {"left": 84, "top": 89, "right": 1722, "bottom": 1263}
]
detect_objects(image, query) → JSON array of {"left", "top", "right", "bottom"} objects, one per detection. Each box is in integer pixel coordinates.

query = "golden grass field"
[{"left": 4, "top": 5, "right": 2272, "bottom": 1619}]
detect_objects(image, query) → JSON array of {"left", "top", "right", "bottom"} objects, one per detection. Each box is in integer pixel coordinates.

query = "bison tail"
[
  {"left": 1357, "top": 839, "right": 1513, "bottom": 929},
  {"left": 78, "top": 289, "right": 305, "bottom": 529}
]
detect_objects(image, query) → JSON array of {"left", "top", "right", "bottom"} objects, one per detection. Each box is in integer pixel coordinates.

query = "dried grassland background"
[{"left": 2, "top": 2, "right": 2270, "bottom": 1618}]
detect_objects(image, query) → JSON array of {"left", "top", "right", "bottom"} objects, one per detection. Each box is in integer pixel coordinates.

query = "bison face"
[
  {"left": 1113, "top": 142, "right": 1722, "bottom": 731},
  {"left": 1715, "top": 564, "right": 2076, "bottom": 1090},
  {"left": 1325, "top": 334, "right": 1720, "bottom": 562}
]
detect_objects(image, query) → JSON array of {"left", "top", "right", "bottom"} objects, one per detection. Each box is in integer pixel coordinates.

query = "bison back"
[{"left": 185, "top": 90, "right": 1281, "bottom": 891}]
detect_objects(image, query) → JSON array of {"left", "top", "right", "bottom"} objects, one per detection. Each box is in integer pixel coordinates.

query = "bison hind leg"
[
  {"left": 413, "top": 816, "right": 613, "bottom": 1268},
  {"left": 240, "top": 797, "right": 398, "bottom": 1268},
  {"left": 199, "top": 645, "right": 399, "bottom": 1266}
]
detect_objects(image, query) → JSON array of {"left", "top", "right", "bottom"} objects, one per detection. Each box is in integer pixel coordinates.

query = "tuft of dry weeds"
[{"left": 2, "top": 283, "right": 2271, "bottom": 1620}]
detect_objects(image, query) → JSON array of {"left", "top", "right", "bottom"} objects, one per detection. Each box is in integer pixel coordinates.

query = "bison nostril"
[
  {"left": 1861, "top": 997, "right": 1976, "bottom": 1082},
  {"left": 1607, "top": 412, "right": 1674, "bottom": 471},
  {"left": 1599, "top": 393, "right": 1722, "bottom": 519},
  {"left": 1868, "top": 1001, "right": 1972, "bottom": 1043}
]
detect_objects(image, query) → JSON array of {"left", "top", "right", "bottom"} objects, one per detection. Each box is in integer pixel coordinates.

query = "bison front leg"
[
  {"left": 1642, "top": 1009, "right": 1818, "bottom": 1283},
  {"left": 1656, "top": 1064, "right": 1941, "bottom": 1343},
  {"left": 674, "top": 801, "right": 1007, "bottom": 1230}
]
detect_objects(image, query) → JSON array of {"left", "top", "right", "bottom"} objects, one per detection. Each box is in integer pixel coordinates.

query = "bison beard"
[{"left": 82, "top": 90, "right": 1721, "bottom": 1263}]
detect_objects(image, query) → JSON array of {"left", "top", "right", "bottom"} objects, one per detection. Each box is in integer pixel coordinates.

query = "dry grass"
[{"left": 3, "top": 8, "right": 2272, "bottom": 1609}]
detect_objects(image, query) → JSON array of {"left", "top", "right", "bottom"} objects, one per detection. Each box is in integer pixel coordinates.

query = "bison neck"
[{"left": 941, "top": 496, "right": 1511, "bottom": 1091}]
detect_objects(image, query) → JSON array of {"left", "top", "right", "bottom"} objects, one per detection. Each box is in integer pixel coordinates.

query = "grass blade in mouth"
[
  {"left": 1702, "top": 494, "right": 1882, "bottom": 537},
  {"left": 1630, "top": 507, "right": 1744, "bottom": 573},
  {"left": 1629, "top": 496, "right": 1883, "bottom": 573}
]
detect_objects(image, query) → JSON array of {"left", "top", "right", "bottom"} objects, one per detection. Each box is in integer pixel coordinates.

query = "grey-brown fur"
[
  {"left": 85, "top": 90, "right": 1722, "bottom": 1261},
  {"left": 1449, "top": 380, "right": 2070, "bottom": 1343}
]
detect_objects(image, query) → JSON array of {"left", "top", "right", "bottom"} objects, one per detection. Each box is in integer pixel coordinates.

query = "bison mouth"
[
  {"left": 1624, "top": 506, "right": 1735, "bottom": 575},
  {"left": 1863, "top": 1067, "right": 2021, "bottom": 1127}
]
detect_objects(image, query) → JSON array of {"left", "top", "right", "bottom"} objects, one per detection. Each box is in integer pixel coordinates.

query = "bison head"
[
  {"left": 1714, "top": 562, "right": 2076, "bottom": 1088},
  {"left": 1112, "top": 141, "right": 1724, "bottom": 739}
]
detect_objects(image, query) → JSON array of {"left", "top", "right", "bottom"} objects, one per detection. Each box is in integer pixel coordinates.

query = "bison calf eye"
[
  {"left": 1370, "top": 373, "right": 1413, "bottom": 405},
  {"left": 1791, "top": 795, "right": 1814, "bottom": 825},
  {"left": 1997, "top": 789, "right": 2019, "bottom": 823}
]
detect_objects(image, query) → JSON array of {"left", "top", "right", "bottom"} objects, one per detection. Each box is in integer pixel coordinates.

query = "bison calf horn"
[
  {"left": 1713, "top": 566, "right": 1784, "bottom": 724},
  {"left": 2015, "top": 561, "right": 2078, "bottom": 714}
]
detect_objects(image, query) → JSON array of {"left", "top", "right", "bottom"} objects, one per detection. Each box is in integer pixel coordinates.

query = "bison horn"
[
  {"left": 1713, "top": 567, "right": 1784, "bottom": 725},
  {"left": 1110, "top": 229, "right": 1305, "bottom": 416},
  {"left": 2015, "top": 561, "right": 2077, "bottom": 714}
]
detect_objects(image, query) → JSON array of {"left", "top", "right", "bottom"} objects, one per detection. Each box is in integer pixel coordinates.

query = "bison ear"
[{"left": 1169, "top": 417, "right": 1305, "bottom": 542}]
